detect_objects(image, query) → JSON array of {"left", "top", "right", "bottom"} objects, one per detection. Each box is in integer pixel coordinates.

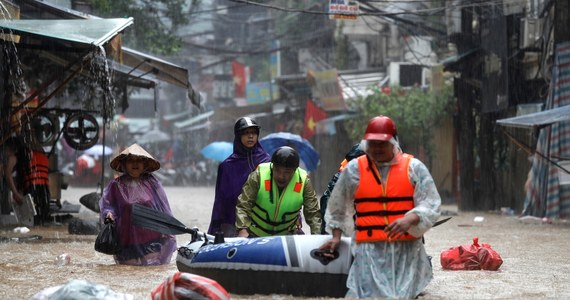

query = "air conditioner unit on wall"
[
  {"left": 520, "top": 18, "right": 543, "bottom": 50},
  {"left": 389, "top": 62, "right": 425, "bottom": 87}
]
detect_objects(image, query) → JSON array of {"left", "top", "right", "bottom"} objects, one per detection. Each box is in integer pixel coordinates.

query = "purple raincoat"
[
  {"left": 99, "top": 174, "right": 177, "bottom": 266},
  {"left": 207, "top": 135, "right": 270, "bottom": 235}
]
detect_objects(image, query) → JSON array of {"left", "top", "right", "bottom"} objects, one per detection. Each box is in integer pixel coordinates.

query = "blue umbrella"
[
  {"left": 260, "top": 132, "right": 320, "bottom": 171},
  {"left": 200, "top": 141, "right": 233, "bottom": 162}
]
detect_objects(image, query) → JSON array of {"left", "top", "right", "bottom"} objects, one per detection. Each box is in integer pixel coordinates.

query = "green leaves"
[
  {"left": 347, "top": 85, "right": 453, "bottom": 164},
  {"left": 90, "top": 0, "right": 189, "bottom": 55}
]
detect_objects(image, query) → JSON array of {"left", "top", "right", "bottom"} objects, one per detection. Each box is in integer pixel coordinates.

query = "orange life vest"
[
  {"left": 24, "top": 150, "right": 49, "bottom": 188},
  {"left": 353, "top": 153, "right": 417, "bottom": 243},
  {"left": 338, "top": 159, "right": 350, "bottom": 172}
]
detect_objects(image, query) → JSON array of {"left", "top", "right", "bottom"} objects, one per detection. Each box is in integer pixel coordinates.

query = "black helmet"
[
  {"left": 271, "top": 146, "right": 299, "bottom": 169},
  {"left": 234, "top": 117, "right": 260, "bottom": 135}
]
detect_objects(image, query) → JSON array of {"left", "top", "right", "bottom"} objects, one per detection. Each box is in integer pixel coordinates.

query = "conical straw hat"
[{"left": 110, "top": 143, "right": 160, "bottom": 172}]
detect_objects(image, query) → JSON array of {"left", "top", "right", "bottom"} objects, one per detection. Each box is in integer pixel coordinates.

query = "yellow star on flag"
[
  {"left": 233, "top": 75, "right": 243, "bottom": 86},
  {"left": 307, "top": 117, "right": 316, "bottom": 131}
]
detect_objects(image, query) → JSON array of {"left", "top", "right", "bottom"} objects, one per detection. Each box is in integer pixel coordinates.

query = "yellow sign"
[{"left": 309, "top": 69, "right": 347, "bottom": 111}]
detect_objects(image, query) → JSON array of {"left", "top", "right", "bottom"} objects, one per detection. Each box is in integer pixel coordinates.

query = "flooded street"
[
  {"left": 2, "top": 0, "right": 570, "bottom": 299},
  {"left": 1, "top": 185, "right": 569, "bottom": 299}
]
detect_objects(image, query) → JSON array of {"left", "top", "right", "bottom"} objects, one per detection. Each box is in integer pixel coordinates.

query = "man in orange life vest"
[
  {"left": 319, "top": 115, "right": 441, "bottom": 299},
  {"left": 4, "top": 132, "right": 52, "bottom": 226}
]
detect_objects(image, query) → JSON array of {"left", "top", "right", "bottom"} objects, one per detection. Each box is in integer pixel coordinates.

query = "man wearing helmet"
[
  {"left": 319, "top": 115, "right": 441, "bottom": 299},
  {"left": 207, "top": 117, "right": 270, "bottom": 237},
  {"left": 235, "top": 146, "right": 321, "bottom": 237}
]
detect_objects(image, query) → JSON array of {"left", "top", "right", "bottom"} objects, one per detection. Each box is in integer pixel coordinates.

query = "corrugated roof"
[
  {"left": 276, "top": 69, "right": 387, "bottom": 102},
  {"left": 12, "top": 0, "right": 192, "bottom": 90},
  {"left": 497, "top": 105, "right": 570, "bottom": 129},
  {"left": 339, "top": 71, "right": 388, "bottom": 99},
  {"left": 0, "top": 18, "right": 133, "bottom": 47},
  {"left": 174, "top": 110, "right": 214, "bottom": 129}
]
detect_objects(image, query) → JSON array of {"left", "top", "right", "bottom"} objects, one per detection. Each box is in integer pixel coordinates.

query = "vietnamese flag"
[
  {"left": 302, "top": 99, "right": 327, "bottom": 139},
  {"left": 232, "top": 61, "right": 248, "bottom": 98}
]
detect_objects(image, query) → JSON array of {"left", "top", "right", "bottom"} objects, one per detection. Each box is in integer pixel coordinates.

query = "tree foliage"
[
  {"left": 346, "top": 85, "right": 453, "bottom": 165},
  {"left": 89, "top": 0, "right": 192, "bottom": 55}
]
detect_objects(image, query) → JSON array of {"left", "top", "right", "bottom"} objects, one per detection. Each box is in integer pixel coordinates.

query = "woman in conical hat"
[
  {"left": 99, "top": 143, "right": 176, "bottom": 266},
  {"left": 109, "top": 143, "right": 161, "bottom": 173}
]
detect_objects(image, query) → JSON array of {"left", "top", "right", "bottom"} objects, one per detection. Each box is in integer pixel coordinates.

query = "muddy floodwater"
[{"left": 1, "top": 186, "right": 569, "bottom": 299}]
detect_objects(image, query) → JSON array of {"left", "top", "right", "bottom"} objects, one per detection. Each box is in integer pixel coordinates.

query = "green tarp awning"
[{"left": 0, "top": 18, "right": 133, "bottom": 47}]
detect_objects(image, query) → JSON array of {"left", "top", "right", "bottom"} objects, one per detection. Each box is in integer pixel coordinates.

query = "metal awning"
[
  {"left": 496, "top": 105, "right": 570, "bottom": 129},
  {"left": 10, "top": 0, "right": 198, "bottom": 105},
  {"left": 120, "top": 48, "right": 200, "bottom": 106},
  {"left": 109, "top": 61, "right": 156, "bottom": 89},
  {"left": 339, "top": 70, "right": 388, "bottom": 100},
  {"left": 38, "top": 51, "right": 156, "bottom": 89},
  {"left": 0, "top": 17, "right": 155, "bottom": 88},
  {"left": 178, "top": 122, "right": 209, "bottom": 133},
  {"left": 440, "top": 48, "right": 480, "bottom": 65},
  {"left": 440, "top": 48, "right": 480, "bottom": 70},
  {"left": 0, "top": 18, "right": 133, "bottom": 47},
  {"left": 174, "top": 111, "right": 214, "bottom": 129},
  {"left": 316, "top": 113, "right": 359, "bottom": 135},
  {"left": 1, "top": 18, "right": 135, "bottom": 115},
  {"left": 121, "top": 47, "right": 189, "bottom": 89},
  {"left": 163, "top": 110, "right": 192, "bottom": 122},
  {"left": 276, "top": 69, "right": 387, "bottom": 102}
]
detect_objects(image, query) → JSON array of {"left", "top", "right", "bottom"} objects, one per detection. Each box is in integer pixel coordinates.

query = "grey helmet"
[{"left": 234, "top": 117, "right": 260, "bottom": 135}]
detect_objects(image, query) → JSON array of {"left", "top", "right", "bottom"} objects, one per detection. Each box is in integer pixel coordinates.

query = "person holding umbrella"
[
  {"left": 318, "top": 115, "right": 441, "bottom": 299},
  {"left": 235, "top": 146, "right": 321, "bottom": 237},
  {"left": 99, "top": 143, "right": 176, "bottom": 266},
  {"left": 207, "top": 117, "right": 271, "bottom": 237}
]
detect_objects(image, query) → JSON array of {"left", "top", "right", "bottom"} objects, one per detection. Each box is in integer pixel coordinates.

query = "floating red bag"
[{"left": 440, "top": 237, "right": 503, "bottom": 271}]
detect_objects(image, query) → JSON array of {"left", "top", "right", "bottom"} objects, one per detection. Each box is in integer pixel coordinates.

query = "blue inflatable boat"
[
  {"left": 128, "top": 204, "right": 352, "bottom": 297},
  {"left": 176, "top": 234, "right": 352, "bottom": 297}
]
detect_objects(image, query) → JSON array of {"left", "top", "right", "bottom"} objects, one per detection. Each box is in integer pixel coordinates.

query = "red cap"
[{"left": 363, "top": 115, "right": 397, "bottom": 141}]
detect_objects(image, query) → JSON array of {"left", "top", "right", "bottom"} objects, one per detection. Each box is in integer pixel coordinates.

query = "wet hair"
[{"left": 271, "top": 146, "right": 300, "bottom": 169}]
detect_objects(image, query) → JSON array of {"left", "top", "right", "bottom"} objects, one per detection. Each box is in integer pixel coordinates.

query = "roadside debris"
[
  {"left": 440, "top": 237, "right": 503, "bottom": 271},
  {"left": 55, "top": 253, "right": 71, "bottom": 266},
  {"left": 31, "top": 279, "right": 133, "bottom": 300}
]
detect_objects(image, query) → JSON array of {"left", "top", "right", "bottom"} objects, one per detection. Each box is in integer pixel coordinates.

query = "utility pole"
[
  {"left": 455, "top": 4, "right": 477, "bottom": 211},
  {"left": 0, "top": 46, "right": 12, "bottom": 214},
  {"left": 554, "top": 0, "right": 570, "bottom": 43}
]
